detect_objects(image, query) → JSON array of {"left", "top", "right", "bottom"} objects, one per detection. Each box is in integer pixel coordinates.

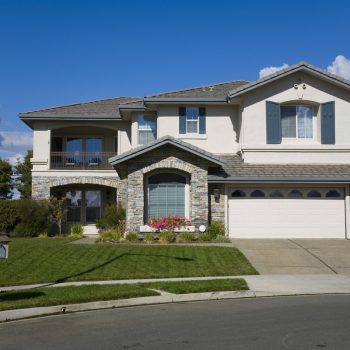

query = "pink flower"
[{"left": 147, "top": 216, "right": 192, "bottom": 231}]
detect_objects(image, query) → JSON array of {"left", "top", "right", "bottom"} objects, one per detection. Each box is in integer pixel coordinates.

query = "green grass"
[
  {"left": 143, "top": 278, "right": 249, "bottom": 294},
  {"left": 0, "top": 238, "right": 257, "bottom": 286},
  {"left": 0, "top": 284, "right": 159, "bottom": 311}
]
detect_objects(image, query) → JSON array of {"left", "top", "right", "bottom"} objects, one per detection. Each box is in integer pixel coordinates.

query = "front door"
[{"left": 85, "top": 190, "right": 101, "bottom": 223}]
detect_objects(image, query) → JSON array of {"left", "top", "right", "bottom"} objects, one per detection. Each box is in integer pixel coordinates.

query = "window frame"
[
  {"left": 144, "top": 171, "right": 190, "bottom": 222},
  {"left": 280, "top": 105, "right": 314, "bottom": 140},
  {"left": 137, "top": 114, "right": 157, "bottom": 145},
  {"left": 185, "top": 107, "right": 199, "bottom": 134}
]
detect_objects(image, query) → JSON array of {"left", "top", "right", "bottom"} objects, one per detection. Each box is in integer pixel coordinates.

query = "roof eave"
[{"left": 144, "top": 97, "right": 228, "bottom": 104}]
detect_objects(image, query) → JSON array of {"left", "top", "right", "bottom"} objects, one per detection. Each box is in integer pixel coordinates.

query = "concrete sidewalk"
[{"left": 2, "top": 275, "right": 350, "bottom": 322}]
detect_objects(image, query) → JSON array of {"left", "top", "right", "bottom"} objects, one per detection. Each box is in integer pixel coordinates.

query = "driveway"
[{"left": 232, "top": 239, "right": 350, "bottom": 274}]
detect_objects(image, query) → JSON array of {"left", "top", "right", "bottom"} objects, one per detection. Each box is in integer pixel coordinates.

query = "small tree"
[
  {"left": 0, "top": 158, "right": 13, "bottom": 199},
  {"left": 48, "top": 196, "right": 67, "bottom": 236},
  {"left": 15, "top": 150, "right": 33, "bottom": 198}
]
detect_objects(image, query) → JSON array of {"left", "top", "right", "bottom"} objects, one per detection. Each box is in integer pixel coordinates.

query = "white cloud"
[
  {"left": 0, "top": 131, "right": 33, "bottom": 154},
  {"left": 259, "top": 63, "right": 289, "bottom": 79},
  {"left": 7, "top": 153, "right": 24, "bottom": 166},
  {"left": 327, "top": 55, "right": 350, "bottom": 80}
]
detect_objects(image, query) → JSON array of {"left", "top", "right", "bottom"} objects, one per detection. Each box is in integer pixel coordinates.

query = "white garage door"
[{"left": 228, "top": 188, "right": 346, "bottom": 239}]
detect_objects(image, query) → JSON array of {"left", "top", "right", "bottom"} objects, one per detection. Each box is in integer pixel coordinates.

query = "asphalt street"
[{"left": 1, "top": 295, "right": 350, "bottom": 349}]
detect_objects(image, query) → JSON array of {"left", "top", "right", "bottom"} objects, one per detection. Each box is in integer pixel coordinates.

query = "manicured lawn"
[
  {"left": 0, "top": 284, "right": 159, "bottom": 311},
  {"left": 0, "top": 238, "right": 257, "bottom": 286},
  {"left": 143, "top": 278, "right": 249, "bottom": 294}
]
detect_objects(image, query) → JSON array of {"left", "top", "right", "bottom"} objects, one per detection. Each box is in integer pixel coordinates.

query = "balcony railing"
[{"left": 50, "top": 152, "right": 116, "bottom": 170}]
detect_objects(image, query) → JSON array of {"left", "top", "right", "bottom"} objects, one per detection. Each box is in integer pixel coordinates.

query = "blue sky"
[{"left": 0, "top": 0, "right": 350, "bottom": 162}]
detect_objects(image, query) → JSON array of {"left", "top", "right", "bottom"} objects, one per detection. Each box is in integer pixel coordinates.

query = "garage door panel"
[{"left": 229, "top": 189, "right": 345, "bottom": 239}]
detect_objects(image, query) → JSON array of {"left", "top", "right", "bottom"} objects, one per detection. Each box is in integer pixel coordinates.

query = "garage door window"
[
  {"left": 250, "top": 190, "right": 265, "bottom": 197},
  {"left": 288, "top": 190, "right": 303, "bottom": 198},
  {"left": 307, "top": 190, "right": 322, "bottom": 198},
  {"left": 269, "top": 190, "right": 284, "bottom": 198},
  {"left": 231, "top": 190, "right": 246, "bottom": 197},
  {"left": 326, "top": 190, "right": 341, "bottom": 198}
]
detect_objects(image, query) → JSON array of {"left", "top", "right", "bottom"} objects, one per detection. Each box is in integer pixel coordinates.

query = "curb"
[{"left": 2, "top": 290, "right": 350, "bottom": 323}]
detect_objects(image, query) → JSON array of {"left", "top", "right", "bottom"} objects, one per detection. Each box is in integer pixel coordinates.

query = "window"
[
  {"left": 307, "top": 190, "right": 322, "bottom": 198},
  {"left": 186, "top": 107, "right": 199, "bottom": 133},
  {"left": 147, "top": 173, "right": 186, "bottom": 219},
  {"left": 326, "top": 190, "right": 341, "bottom": 198},
  {"left": 250, "top": 190, "right": 265, "bottom": 198},
  {"left": 269, "top": 190, "right": 284, "bottom": 198},
  {"left": 231, "top": 190, "right": 246, "bottom": 198},
  {"left": 281, "top": 105, "right": 313, "bottom": 139},
  {"left": 138, "top": 115, "right": 156, "bottom": 145},
  {"left": 288, "top": 190, "right": 303, "bottom": 198}
]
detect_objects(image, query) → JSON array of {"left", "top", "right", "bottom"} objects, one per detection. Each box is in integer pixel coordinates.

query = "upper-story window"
[
  {"left": 280, "top": 105, "right": 313, "bottom": 139},
  {"left": 179, "top": 107, "right": 206, "bottom": 135},
  {"left": 138, "top": 115, "right": 157, "bottom": 145}
]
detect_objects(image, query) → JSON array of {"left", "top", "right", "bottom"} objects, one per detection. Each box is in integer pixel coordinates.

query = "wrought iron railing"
[{"left": 50, "top": 152, "right": 116, "bottom": 170}]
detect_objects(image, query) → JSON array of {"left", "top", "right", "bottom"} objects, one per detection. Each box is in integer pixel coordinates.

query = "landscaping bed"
[{"left": 0, "top": 238, "right": 257, "bottom": 286}]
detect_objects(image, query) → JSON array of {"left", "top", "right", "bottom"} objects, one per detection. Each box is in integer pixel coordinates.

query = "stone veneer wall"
[
  {"left": 32, "top": 176, "right": 126, "bottom": 205},
  {"left": 124, "top": 146, "right": 209, "bottom": 232},
  {"left": 208, "top": 183, "right": 225, "bottom": 223}
]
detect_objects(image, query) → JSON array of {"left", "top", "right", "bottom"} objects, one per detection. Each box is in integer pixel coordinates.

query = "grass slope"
[
  {"left": 0, "top": 284, "right": 159, "bottom": 311},
  {"left": 0, "top": 239, "right": 257, "bottom": 286},
  {"left": 144, "top": 278, "right": 249, "bottom": 294}
]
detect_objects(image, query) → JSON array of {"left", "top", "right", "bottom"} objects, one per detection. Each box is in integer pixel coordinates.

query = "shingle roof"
[
  {"left": 228, "top": 61, "right": 350, "bottom": 98},
  {"left": 209, "top": 154, "right": 350, "bottom": 182},
  {"left": 20, "top": 97, "right": 141, "bottom": 119},
  {"left": 109, "top": 135, "right": 225, "bottom": 166},
  {"left": 146, "top": 80, "right": 249, "bottom": 99}
]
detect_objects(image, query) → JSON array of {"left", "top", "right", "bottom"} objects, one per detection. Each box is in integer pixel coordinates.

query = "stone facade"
[
  {"left": 119, "top": 145, "right": 211, "bottom": 232},
  {"left": 32, "top": 175, "right": 126, "bottom": 205},
  {"left": 208, "top": 183, "right": 225, "bottom": 223}
]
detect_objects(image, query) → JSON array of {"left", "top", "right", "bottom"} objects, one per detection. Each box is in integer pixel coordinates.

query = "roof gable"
[{"left": 228, "top": 62, "right": 350, "bottom": 99}]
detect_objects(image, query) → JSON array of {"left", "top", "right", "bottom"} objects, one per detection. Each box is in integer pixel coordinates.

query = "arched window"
[
  {"left": 250, "top": 190, "right": 265, "bottom": 198},
  {"left": 307, "top": 190, "right": 322, "bottom": 198},
  {"left": 231, "top": 190, "right": 246, "bottom": 198},
  {"left": 269, "top": 190, "right": 284, "bottom": 198},
  {"left": 288, "top": 190, "right": 303, "bottom": 198},
  {"left": 147, "top": 173, "right": 186, "bottom": 219},
  {"left": 326, "top": 190, "right": 341, "bottom": 198}
]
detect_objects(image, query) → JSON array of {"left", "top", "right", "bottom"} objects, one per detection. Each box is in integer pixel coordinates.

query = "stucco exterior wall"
[
  {"left": 129, "top": 105, "right": 239, "bottom": 154},
  {"left": 240, "top": 72, "right": 350, "bottom": 163}
]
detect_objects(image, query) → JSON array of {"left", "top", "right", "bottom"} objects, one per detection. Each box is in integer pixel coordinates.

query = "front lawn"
[
  {"left": 0, "top": 284, "right": 159, "bottom": 311},
  {"left": 0, "top": 238, "right": 257, "bottom": 286},
  {"left": 144, "top": 278, "right": 249, "bottom": 294}
]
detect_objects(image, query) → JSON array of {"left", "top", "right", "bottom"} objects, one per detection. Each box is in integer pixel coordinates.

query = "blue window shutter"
[
  {"left": 321, "top": 101, "right": 335, "bottom": 144},
  {"left": 179, "top": 107, "right": 186, "bottom": 134},
  {"left": 199, "top": 107, "right": 206, "bottom": 134},
  {"left": 266, "top": 101, "right": 281, "bottom": 144}
]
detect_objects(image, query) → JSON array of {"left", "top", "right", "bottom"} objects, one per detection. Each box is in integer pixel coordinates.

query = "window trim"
[
  {"left": 137, "top": 114, "right": 157, "bottom": 145},
  {"left": 185, "top": 107, "right": 199, "bottom": 134},
  {"left": 144, "top": 170, "right": 190, "bottom": 222},
  {"left": 280, "top": 105, "right": 314, "bottom": 140}
]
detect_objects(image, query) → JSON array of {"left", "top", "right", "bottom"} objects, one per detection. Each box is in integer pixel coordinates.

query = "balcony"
[{"left": 50, "top": 152, "right": 116, "bottom": 170}]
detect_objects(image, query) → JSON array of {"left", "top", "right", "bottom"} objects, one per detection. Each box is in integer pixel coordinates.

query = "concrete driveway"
[{"left": 232, "top": 239, "right": 350, "bottom": 274}]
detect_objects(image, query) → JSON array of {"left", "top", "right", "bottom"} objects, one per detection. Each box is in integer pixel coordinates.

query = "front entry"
[{"left": 66, "top": 190, "right": 102, "bottom": 223}]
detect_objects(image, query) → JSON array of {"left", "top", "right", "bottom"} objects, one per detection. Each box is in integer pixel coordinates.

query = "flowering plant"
[{"left": 147, "top": 215, "right": 192, "bottom": 232}]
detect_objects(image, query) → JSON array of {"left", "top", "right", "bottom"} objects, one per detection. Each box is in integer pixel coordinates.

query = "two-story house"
[{"left": 20, "top": 62, "right": 350, "bottom": 239}]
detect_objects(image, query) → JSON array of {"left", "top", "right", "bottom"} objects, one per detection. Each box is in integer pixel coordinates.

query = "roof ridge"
[
  {"left": 147, "top": 79, "right": 250, "bottom": 98},
  {"left": 20, "top": 96, "right": 141, "bottom": 114}
]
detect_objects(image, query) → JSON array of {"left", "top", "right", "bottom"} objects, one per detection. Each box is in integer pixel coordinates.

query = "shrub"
[
  {"left": 147, "top": 215, "right": 191, "bottom": 231},
  {"left": 158, "top": 231, "right": 176, "bottom": 244},
  {"left": 70, "top": 233, "right": 83, "bottom": 241},
  {"left": 13, "top": 199, "right": 50, "bottom": 237},
  {"left": 0, "top": 200, "right": 19, "bottom": 233},
  {"left": 214, "top": 235, "right": 230, "bottom": 243},
  {"left": 96, "top": 229, "right": 121, "bottom": 243},
  {"left": 96, "top": 204, "right": 126, "bottom": 230},
  {"left": 70, "top": 223, "right": 83, "bottom": 236},
  {"left": 208, "top": 221, "right": 226, "bottom": 239},
  {"left": 125, "top": 232, "right": 140, "bottom": 242},
  {"left": 176, "top": 232, "right": 196, "bottom": 243},
  {"left": 198, "top": 233, "right": 213, "bottom": 242},
  {"left": 38, "top": 232, "right": 48, "bottom": 239},
  {"left": 144, "top": 233, "right": 155, "bottom": 243}
]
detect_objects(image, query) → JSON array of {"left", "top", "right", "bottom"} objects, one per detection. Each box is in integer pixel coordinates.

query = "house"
[{"left": 20, "top": 62, "right": 350, "bottom": 239}]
